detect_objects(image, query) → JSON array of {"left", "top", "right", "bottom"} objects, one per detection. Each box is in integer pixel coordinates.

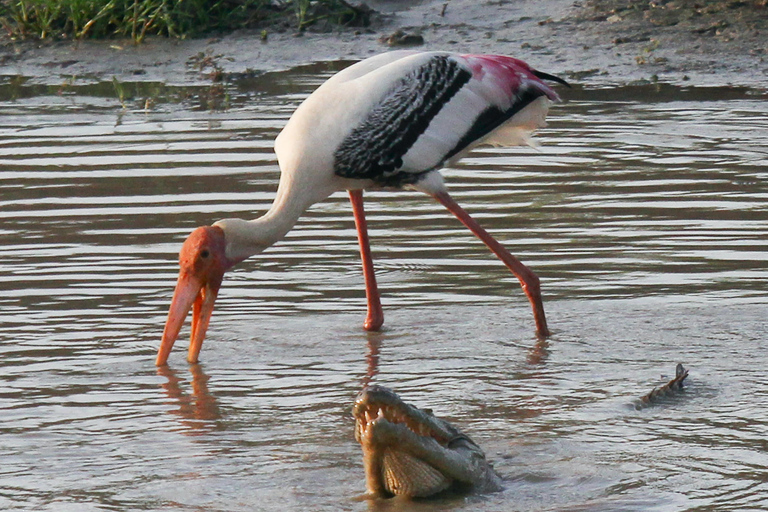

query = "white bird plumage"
[{"left": 156, "top": 50, "right": 568, "bottom": 366}]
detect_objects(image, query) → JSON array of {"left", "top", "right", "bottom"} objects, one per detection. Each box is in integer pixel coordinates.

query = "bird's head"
[{"left": 156, "top": 225, "right": 231, "bottom": 366}]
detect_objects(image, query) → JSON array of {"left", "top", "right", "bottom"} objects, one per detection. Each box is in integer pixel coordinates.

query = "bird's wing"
[
  {"left": 323, "top": 50, "right": 421, "bottom": 85},
  {"left": 333, "top": 54, "right": 472, "bottom": 185},
  {"left": 333, "top": 53, "right": 564, "bottom": 186}
]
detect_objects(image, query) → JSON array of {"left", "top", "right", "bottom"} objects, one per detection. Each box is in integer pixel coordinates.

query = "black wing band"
[{"left": 334, "top": 55, "right": 472, "bottom": 186}]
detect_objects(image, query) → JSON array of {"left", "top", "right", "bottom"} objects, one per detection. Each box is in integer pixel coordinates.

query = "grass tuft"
[{"left": 0, "top": 0, "right": 373, "bottom": 43}]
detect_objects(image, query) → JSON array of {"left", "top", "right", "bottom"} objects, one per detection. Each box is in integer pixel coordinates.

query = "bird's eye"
[{"left": 200, "top": 249, "right": 210, "bottom": 259}]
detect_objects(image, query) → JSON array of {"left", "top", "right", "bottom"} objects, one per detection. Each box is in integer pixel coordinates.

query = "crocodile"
[
  {"left": 352, "top": 385, "right": 502, "bottom": 498},
  {"left": 635, "top": 363, "right": 689, "bottom": 408},
  {"left": 351, "top": 366, "right": 689, "bottom": 498}
]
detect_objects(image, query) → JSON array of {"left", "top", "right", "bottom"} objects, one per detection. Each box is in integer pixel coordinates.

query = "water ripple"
[{"left": 0, "top": 74, "right": 766, "bottom": 511}]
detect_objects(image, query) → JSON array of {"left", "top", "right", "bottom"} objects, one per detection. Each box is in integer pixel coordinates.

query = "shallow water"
[{"left": 1, "top": 65, "right": 767, "bottom": 511}]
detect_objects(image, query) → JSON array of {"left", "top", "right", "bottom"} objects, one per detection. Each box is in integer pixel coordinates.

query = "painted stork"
[{"left": 156, "top": 50, "right": 568, "bottom": 366}]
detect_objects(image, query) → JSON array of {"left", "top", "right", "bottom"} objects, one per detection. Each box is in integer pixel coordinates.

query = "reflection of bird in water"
[
  {"left": 363, "top": 336, "right": 383, "bottom": 389},
  {"left": 527, "top": 337, "right": 550, "bottom": 366},
  {"left": 156, "top": 51, "right": 568, "bottom": 365},
  {"left": 157, "top": 364, "right": 221, "bottom": 433}
]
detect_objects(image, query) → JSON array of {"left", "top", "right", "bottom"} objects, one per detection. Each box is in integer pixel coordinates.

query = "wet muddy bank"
[{"left": 1, "top": 0, "right": 766, "bottom": 88}]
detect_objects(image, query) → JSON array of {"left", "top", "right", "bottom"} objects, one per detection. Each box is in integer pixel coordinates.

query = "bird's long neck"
[{"left": 214, "top": 175, "right": 323, "bottom": 265}]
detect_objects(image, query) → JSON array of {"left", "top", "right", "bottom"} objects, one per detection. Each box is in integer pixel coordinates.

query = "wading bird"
[{"left": 156, "top": 50, "right": 568, "bottom": 366}]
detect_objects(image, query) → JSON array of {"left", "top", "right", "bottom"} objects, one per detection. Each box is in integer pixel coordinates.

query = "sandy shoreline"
[{"left": 1, "top": 0, "right": 766, "bottom": 88}]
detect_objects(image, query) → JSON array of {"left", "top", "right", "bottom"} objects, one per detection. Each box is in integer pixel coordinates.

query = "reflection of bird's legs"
[
  {"left": 363, "top": 335, "right": 382, "bottom": 388},
  {"left": 527, "top": 336, "right": 550, "bottom": 366}
]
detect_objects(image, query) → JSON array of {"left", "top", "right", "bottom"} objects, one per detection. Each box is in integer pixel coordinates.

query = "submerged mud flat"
[{"left": 1, "top": 69, "right": 767, "bottom": 511}]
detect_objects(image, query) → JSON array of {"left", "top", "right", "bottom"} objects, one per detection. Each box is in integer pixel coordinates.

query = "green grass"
[{"left": 0, "top": 0, "right": 372, "bottom": 43}]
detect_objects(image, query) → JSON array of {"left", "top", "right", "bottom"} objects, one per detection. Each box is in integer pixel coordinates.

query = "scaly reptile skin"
[
  {"left": 353, "top": 365, "right": 690, "bottom": 498},
  {"left": 353, "top": 385, "right": 502, "bottom": 498}
]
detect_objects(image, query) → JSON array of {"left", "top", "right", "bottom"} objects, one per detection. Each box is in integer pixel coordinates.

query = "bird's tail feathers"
[{"left": 483, "top": 96, "right": 550, "bottom": 148}]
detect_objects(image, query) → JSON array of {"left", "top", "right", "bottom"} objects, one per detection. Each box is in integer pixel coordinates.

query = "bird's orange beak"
[{"left": 156, "top": 226, "right": 228, "bottom": 366}]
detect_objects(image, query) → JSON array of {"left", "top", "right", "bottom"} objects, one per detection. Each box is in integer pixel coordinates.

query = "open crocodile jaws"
[{"left": 353, "top": 385, "right": 502, "bottom": 498}]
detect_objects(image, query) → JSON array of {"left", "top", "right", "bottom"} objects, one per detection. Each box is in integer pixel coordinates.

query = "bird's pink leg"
[
  {"left": 349, "top": 189, "right": 384, "bottom": 331},
  {"left": 431, "top": 190, "right": 550, "bottom": 337}
]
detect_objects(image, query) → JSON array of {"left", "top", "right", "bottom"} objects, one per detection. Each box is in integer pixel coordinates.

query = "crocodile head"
[{"left": 353, "top": 385, "right": 500, "bottom": 498}]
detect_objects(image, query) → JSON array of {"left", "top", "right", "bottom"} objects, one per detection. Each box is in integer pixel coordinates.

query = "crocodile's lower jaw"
[{"left": 381, "top": 449, "right": 451, "bottom": 497}]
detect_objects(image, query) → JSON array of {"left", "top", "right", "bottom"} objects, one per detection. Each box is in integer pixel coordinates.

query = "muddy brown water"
[{"left": 1, "top": 63, "right": 767, "bottom": 511}]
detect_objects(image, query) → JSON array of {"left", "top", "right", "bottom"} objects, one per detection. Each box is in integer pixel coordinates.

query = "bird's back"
[{"left": 274, "top": 51, "right": 563, "bottom": 191}]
